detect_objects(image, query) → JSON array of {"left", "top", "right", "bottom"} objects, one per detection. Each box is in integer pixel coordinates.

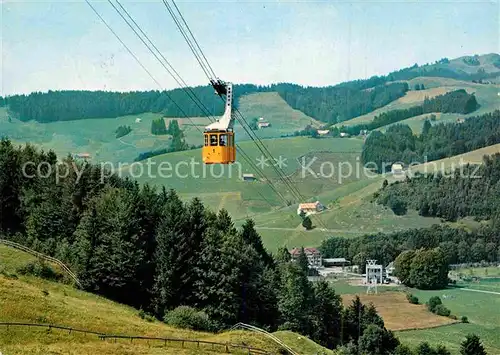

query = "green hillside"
[
  {"left": 336, "top": 78, "right": 499, "bottom": 132},
  {"left": 120, "top": 136, "right": 364, "bottom": 218},
  {"left": 0, "top": 244, "right": 334, "bottom": 355},
  {"left": 0, "top": 92, "right": 321, "bottom": 165}
]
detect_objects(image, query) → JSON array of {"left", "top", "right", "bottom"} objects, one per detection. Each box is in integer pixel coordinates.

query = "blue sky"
[{"left": 1, "top": 0, "right": 499, "bottom": 95}]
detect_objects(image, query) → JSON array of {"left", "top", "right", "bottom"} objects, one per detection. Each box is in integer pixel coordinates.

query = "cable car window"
[
  {"left": 204, "top": 135, "right": 209, "bottom": 146},
  {"left": 219, "top": 134, "right": 227, "bottom": 146},
  {"left": 210, "top": 134, "right": 218, "bottom": 146}
]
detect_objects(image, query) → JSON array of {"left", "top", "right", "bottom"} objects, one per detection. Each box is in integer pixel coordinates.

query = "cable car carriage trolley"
[{"left": 202, "top": 79, "right": 236, "bottom": 164}]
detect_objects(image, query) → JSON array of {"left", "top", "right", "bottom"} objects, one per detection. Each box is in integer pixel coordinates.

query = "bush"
[
  {"left": 448, "top": 314, "right": 457, "bottom": 320},
  {"left": 461, "top": 316, "right": 469, "bottom": 323},
  {"left": 164, "top": 306, "right": 213, "bottom": 332},
  {"left": 17, "top": 259, "right": 63, "bottom": 282},
  {"left": 426, "top": 296, "right": 442, "bottom": 312},
  {"left": 434, "top": 304, "right": 451, "bottom": 317},
  {"left": 138, "top": 309, "right": 155, "bottom": 322},
  {"left": 406, "top": 293, "right": 419, "bottom": 304}
]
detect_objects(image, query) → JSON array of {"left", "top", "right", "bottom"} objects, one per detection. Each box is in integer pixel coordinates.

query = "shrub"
[
  {"left": 461, "top": 316, "right": 469, "bottom": 323},
  {"left": 406, "top": 293, "right": 419, "bottom": 304},
  {"left": 138, "top": 309, "right": 155, "bottom": 322},
  {"left": 434, "top": 304, "right": 451, "bottom": 317},
  {"left": 17, "top": 259, "right": 63, "bottom": 282},
  {"left": 164, "top": 306, "right": 213, "bottom": 332},
  {"left": 448, "top": 314, "right": 457, "bottom": 320},
  {"left": 426, "top": 296, "right": 442, "bottom": 312}
]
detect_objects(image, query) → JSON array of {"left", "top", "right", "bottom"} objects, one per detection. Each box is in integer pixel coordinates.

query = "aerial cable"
[
  {"left": 169, "top": 0, "right": 218, "bottom": 80},
  {"left": 87, "top": 0, "right": 291, "bottom": 207},
  {"left": 109, "top": 0, "right": 217, "bottom": 123},
  {"left": 161, "top": 1, "right": 333, "bottom": 230},
  {"left": 160, "top": 3, "right": 331, "bottom": 227},
  {"left": 161, "top": 0, "right": 213, "bottom": 82},
  {"left": 110, "top": 0, "right": 288, "bottom": 205},
  {"left": 115, "top": 0, "right": 218, "bottom": 120}
]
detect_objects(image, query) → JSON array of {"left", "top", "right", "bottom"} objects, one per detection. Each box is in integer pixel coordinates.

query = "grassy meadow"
[
  {"left": 0, "top": 244, "right": 335, "bottom": 355},
  {"left": 396, "top": 280, "right": 500, "bottom": 354}
]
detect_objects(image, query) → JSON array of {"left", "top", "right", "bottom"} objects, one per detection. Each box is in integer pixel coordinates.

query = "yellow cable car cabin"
[
  {"left": 202, "top": 80, "right": 236, "bottom": 164},
  {"left": 202, "top": 130, "right": 235, "bottom": 164}
]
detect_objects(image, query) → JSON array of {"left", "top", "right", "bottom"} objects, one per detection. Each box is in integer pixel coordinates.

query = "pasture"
[
  {"left": 397, "top": 279, "right": 500, "bottom": 354},
  {"left": 0, "top": 91, "right": 321, "bottom": 165},
  {"left": 0, "top": 245, "right": 331, "bottom": 355},
  {"left": 341, "top": 292, "right": 457, "bottom": 331},
  {"left": 335, "top": 78, "right": 499, "bottom": 131}
]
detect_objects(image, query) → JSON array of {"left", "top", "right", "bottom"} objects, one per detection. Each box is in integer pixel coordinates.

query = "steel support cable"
[
  {"left": 110, "top": 0, "right": 217, "bottom": 123},
  {"left": 170, "top": 0, "right": 218, "bottom": 79},
  {"left": 161, "top": 0, "right": 213, "bottom": 82},
  {"left": 161, "top": 2, "right": 331, "bottom": 229},
  {"left": 154, "top": 1, "right": 289, "bottom": 204},
  {"left": 87, "top": 0, "right": 286, "bottom": 208}
]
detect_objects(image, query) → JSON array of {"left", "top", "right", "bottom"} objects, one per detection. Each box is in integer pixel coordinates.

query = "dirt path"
[{"left": 459, "top": 288, "right": 500, "bottom": 295}]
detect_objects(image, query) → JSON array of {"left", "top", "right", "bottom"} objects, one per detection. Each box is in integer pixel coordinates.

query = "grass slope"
[
  {"left": 0, "top": 92, "right": 321, "bottom": 165},
  {"left": 0, "top": 245, "right": 334, "bottom": 355},
  {"left": 340, "top": 292, "right": 457, "bottom": 331},
  {"left": 335, "top": 78, "right": 499, "bottom": 132},
  {"left": 396, "top": 280, "right": 500, "bottom": 354},
  {"left": 407, "top": 143, "right": 500, "bottom": 174},
  {"left": 121, "top": 136, "right": 364, "bottom": 218}
]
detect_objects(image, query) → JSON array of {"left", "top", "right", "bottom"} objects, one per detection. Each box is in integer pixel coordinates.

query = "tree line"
[
  {"left": 375, "top": 154, "right": 500, "bottom": 222},
  {"left": 273, "top": 82, "right": 409, "bottom": 124},
  {"left": 115, "top": 125, "right": 132, "bottom": 138},
  {"left": 320, "top": 222, "right": 500, "bottom": 276},
  {"left": 342, "top": 89, "right": 478, "bottom": 137},
  {"left": 136, "top": 119, "right": 193, "bottom": 161},
  {"left": 361, "top": 110, "right": 500, "bottom": 173},
  {"left": 0, "top": 137, "right": 407, "bottom": 353},
  {"left": 2, "top": 84, "right": 265, "bottom": 123}
]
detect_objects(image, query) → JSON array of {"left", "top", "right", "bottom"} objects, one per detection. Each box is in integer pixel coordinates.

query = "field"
[
  {"left": 120, "top": 136, "right": 364, "bottom": 216},
  {"left": 0, "top": 244, "right": 334, "bottom": 355},
  {"left": 335, "top": 78, "right": 499, "bottom": 132},
  {"left": 323, "top": 274, "right": 500, "bottom": 354},
  {"left": 407, "top": 143, "right": 500, "bottom": 175},
  {"left": 340, "top": 292, "right": 457, "bottom": 331},
  {"left": 0, "top": 92, "right": 320, "bottom": 165},
  {"left": 396, "top": 279, "right": 500, "bottom": 354}
]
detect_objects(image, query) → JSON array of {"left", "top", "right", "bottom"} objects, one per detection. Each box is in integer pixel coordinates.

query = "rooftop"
[{"left": 290, "top": 247, "right": 321, "bottom": 256}]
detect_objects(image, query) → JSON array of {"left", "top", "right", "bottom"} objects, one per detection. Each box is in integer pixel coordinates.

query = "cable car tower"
[{"left": 202, "top": 79, "right": 236, "bottom": 164}]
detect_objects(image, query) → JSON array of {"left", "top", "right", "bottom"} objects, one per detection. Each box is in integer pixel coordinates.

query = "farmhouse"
[
  {"left": 75, "top": 153, "right": 91, "bottom": 160},
  {"left": 242, "top": 173, "right": 256, "bottom": 181},
  {"left": 290, "top": 247, "right": 322, "bottom": 268},
  {"left": 385, "top": 261, "right": 395, "bottom": 278},
  {"left": 257, "top": 121, "right": 270, "bottom": 129},
  {"left": 323, "top": 257, "right": 350, "bottom": 267},
  {"left": 391, "top": 163, "right": 404, "bottom": 176},
  {"left": 340, "top": 132, "right": 350, "bottom": 138},
  {"left": 297, "top": 201, "right": 324, "bottom": 216},
  {"left": 135, "top": 117, "right": 142, "bottom": 123},
  {"left": 317, "top": 129, "right": 330, "bottom": 136}
]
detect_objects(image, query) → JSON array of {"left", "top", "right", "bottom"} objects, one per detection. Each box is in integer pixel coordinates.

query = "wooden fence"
[{"left": 0, "top": 322, "right": 272, "bottom": 354}]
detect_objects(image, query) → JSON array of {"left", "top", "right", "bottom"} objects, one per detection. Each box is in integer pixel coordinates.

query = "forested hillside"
[
  {"left": 272, "top": 82, "right": 409, "bottom": 124},
  {"left": 362, "top": 110, "right": 500, "bottom": 172},
  {"left": 375, "top": 153, "right": 500, "bottom": 221},
  {"left": 320, "top": 222, "right": 500, "bottom": 273},
  {"left": 274, "top": 54, "right": 499, "bottom": 124},
  {"left": 341, "top": 89, "right": 478, "bottom": 136},
  {"left": 4, "top": 54, "right": 498, "bottom": 125},
  {"left": 3, "top": 84, "right": 265, "bottom": 123},
  {"left": 0, "top": 138, "right": 407, "bottom": 354}
]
